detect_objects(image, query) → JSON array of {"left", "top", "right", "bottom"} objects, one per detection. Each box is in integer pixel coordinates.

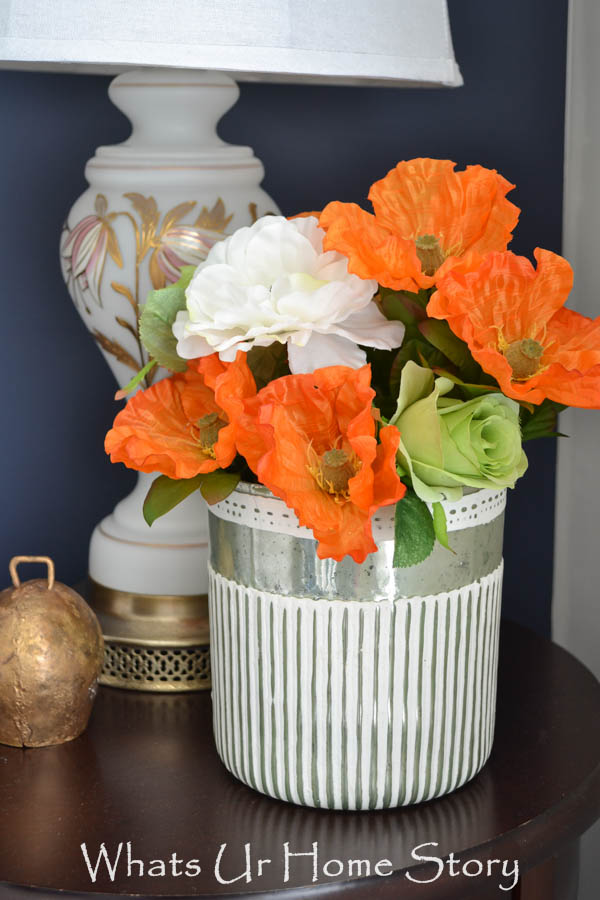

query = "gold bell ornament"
[{"left": 0, "top": 556, "right": 105, "bottom": 747}]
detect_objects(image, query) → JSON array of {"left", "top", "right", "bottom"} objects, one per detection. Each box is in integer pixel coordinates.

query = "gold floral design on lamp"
[
  {"left": 61, "top": 194, "right": 233, "bottom": 380},
  {"left": 248, "top": 202, "right": 277, "bottom": 223},
  {"left": 60, "top": 194, "right": 123, "bottom": 315},
  {"left": 144, "top": 196, "right": 232, "bottom": 290}
]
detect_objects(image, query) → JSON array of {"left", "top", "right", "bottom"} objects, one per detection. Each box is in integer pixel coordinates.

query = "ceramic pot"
[{"left": 207, "top": 483, "right": 505, "bottom": 810}]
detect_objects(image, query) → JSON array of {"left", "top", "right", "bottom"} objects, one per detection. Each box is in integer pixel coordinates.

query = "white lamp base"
[
  {"left": 59, "top": 68, "right": 280, "bottom": 689},
  {"left": 89, "top": 472, "right": 209, "bottom": 597},
  {"left": 87, "top": 472, "right": 211, "bottom": 693}
]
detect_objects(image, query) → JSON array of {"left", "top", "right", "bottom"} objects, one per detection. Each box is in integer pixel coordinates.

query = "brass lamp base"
[{"left": 87, "top": 579, "right": 211, "bottom": 693}]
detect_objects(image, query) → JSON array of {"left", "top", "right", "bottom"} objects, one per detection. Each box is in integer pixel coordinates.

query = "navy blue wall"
[{"left": 0, "top": 0, "right": 567, "bottom": 634}]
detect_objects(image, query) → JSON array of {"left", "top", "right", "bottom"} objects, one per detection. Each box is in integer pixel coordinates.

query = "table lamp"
[{"left": 0, "top": 0, "right": 462, "bottom": 691}]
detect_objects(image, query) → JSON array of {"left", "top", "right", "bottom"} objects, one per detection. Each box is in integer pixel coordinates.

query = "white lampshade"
[{"left": 0, "top": 0, "right": 461, "bottom": 87}]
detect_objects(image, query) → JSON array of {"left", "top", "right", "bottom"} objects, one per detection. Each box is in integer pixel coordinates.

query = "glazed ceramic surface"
[{"left": 208, "top": 484, "right": 505, "bottom": 809}]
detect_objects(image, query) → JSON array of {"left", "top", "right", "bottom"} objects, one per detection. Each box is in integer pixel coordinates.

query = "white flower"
[{"left": 172, "top": 215, "right": 405, "bottom": 373}]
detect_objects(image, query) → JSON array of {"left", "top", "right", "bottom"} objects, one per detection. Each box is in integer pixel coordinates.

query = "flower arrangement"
[{"left": 105, "top": 158, "right": 600, "bottom": 566}]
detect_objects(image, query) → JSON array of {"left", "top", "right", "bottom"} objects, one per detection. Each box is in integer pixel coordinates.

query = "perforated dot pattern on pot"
[{"left": 210, "top": 487, "right": 506, "bottom": 540}]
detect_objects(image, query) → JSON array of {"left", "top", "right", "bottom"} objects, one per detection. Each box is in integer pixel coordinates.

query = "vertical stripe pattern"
[{"left": 209, "top": 561, "right": 503, "bottom": 810}]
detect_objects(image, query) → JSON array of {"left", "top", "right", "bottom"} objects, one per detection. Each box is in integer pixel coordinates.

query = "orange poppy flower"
[
  {"left": 236, "top": 365, "right": 405, "bottom": 563},
  {"left": 105, "top": 353, "right": 256, "bottom": 477},
  {"left": 428, "top": 248, "right": 600, "bottom": 407},
  {"left": 320, "top": 158, "right": 520, "bottom": 293},
  {"left": 196, "top": 353, "right": 229, "bottom": 390}
]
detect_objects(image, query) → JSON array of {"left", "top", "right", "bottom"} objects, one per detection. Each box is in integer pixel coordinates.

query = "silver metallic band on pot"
[{"left": 208, "top": 485, "right": 505, "bottom": 600}]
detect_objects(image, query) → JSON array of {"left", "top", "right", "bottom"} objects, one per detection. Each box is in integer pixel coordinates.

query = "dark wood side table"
[{"left": 0, "top": 621, "right": 599, "bottom": 900}]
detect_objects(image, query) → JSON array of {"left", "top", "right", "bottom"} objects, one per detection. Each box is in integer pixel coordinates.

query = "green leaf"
[
  {"left": 393, "top": 489, "right": 436, "bottom": 568},
  {"left": 246, "top": 343, "right": 289, "bottom": 390},
  {"left": 418, "top": 319, "right": 474, "bottom": 372},
  {"left": 430, "top": 368, "right": 498, "bottom": 398},
  {"left": 138, "top": 267, "right": 196, "bottom": 372},
  {"left": 200, "top": 471, "right": 241, "bottom": 505},
  {"left": 521, "top": 399, "right": 567, "bottom": 442},
  {"left": 432, "top": 501, "right": 454, "bottom": 553},
  {"left": 115, "top": 358, "right": 158, "bottom": 399},
  {"left": 414, "top": 288, "right": 433, "bottom": 309},
  {"left": 143, "top": 474, "right": 204, "bottom": 526},
  {"left": 143, "top": 467, "right": 242, "bottom": 524},
  {"left": 175, "top": 265, "right": 197, "bottom": 291},
  {"left": 379, "top": 289, "right": 426, "bottom": 326},
  {"left": 389, "top": 339, "right": 448, "bottom": 394}
]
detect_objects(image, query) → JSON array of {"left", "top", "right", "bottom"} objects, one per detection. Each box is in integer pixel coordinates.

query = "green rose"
[{"left": 389, "top": 361, "right": 528, "bottom": 502}]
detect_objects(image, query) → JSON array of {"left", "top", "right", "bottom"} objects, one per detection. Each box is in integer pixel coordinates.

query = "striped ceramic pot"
[{"left": 208, "top": 484, "right": 505, "bottom": 810}]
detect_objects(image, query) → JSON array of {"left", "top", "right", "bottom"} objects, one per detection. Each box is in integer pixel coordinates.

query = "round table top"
[{"left": 1, "top": 621, "right": 599, "bottom": 899}]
